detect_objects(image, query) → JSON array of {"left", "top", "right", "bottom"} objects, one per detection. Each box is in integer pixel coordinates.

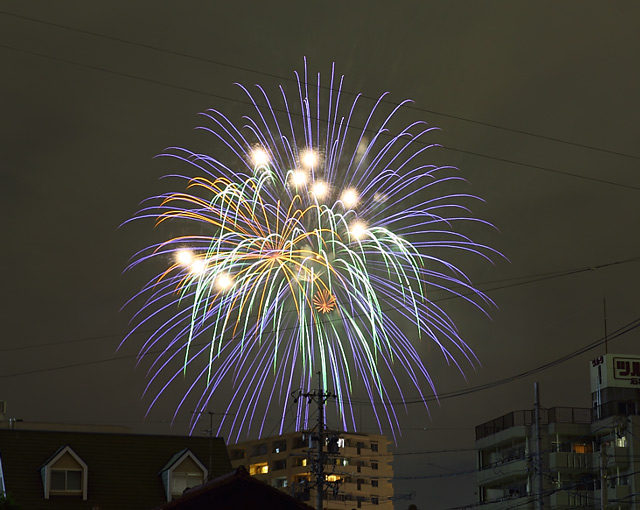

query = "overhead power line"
[
  {"left": 1, "top": 43, "right": 640, "bottom": 192},
  {"left": 2, "top": 10, "right": 639, "bottom": 162},
  {"left": 349, "top": 313, "right": 640, "bottom": 406},
  {"left": 2, "top": 308, "right": 639, "bottom": 418},
  {"left": 1, "top": 254, "right": 637, "bottom": 355}
]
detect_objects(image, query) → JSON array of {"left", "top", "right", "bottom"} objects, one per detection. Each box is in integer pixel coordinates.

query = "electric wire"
[
  {"left": 1, "top": 42, "right": 639, "bottom": 193},
  {"left": 2, "top": 254, "right": 637, "bottom": 354},
  {"left": 347, "top": 314, "right": 640, "bottom": 405},
  {"left": 2, "top": 10, "right": 639, "bottom": 162}
]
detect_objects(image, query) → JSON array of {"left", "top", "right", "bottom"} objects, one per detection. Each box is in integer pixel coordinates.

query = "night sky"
[{"left": 2, "top": 3, "right": 639, "bottom": 509}]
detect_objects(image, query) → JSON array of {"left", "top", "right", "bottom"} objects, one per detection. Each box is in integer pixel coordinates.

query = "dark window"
[
  {"left": 273, "top": 459, "right": 287, "bottom": 471},
  {"left": 372, "top": 479, "right": 379, "bottom": 487},
  {"left": 371, "top": 442, "right": 379, "bottom": 452},
  {"left": 293, "top": 436, "right": 306, "bottom": 449},
  {"left": 372, "top": 497, "right": 379, "bottom": 505},
  {"left": 371, "top": 462, "right": 378, "bottom": 470},
  {"left": 51, "top": 469, "right": 82, "bottom": 492},
  {"left": 229, "top": 448, "right": 245, "bottom": 460},
  {"left": 251, "top": 443, "right": 267, "bottom": 456}
]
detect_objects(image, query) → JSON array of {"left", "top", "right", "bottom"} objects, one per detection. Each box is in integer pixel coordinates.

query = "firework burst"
[{"left": 124, "top": 61, "right": 498, "bottom": 441}]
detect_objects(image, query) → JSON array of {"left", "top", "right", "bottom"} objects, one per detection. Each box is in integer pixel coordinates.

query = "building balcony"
[
  {"left": 477, "top": 458, "right": 529, "bottom": 487},
  {"left": 548, "top": 452, "right": 592, "bottom": 471},
  {"left": 608, "top": 484, "right": 631, "bottom": 506},
  {"left": 605, "top": 446, "right": 630, "bottom": 468},
  {"left": 592, "top": 447, "right": 630, "bottom": 470},
  {"left": 477, "top": 497, "right": 534, "bottom": 510},
  {"left": 477, "top": 425, "right": 529, "bottom": 449},
  {"left": 339, "top": 446, "right": 359, "bottom": 457},
  {"left": 593, "top": 486, "right": 632, "bottom": 508},
  {"left": 476, "top": 407, "right": 591, "bottom": 442},
  {"left": 550, "top": 489, "right": 593, "bottom": 508}
]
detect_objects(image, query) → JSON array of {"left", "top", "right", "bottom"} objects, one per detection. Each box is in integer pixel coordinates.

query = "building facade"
[
  {"left": 475, "top": 353, "right": 640, "bottom": 510},
  {"left": 228, "top": 430, "right": 393, "bottom": 509},
  {"left": 0, "top": 424, "right": 231, "bottom": 509}
]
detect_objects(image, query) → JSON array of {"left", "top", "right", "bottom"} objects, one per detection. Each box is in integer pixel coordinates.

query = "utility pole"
[
  {"left": 534, "top": 382, "right": 544, "bottom": 510},
  {"left": 293, "top": 372, "right": 333, "bottom": 510},
  {"left": 600, "top": 445, "right": 608, "bottom": 510}
]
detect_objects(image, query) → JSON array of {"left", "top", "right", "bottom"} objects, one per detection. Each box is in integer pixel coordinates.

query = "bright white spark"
[
  {"left": 176, "top": 249, "right": 194, "bottom": 266},
  {"left": 349, "top": 220, "right": 367, "bottom": 240},
  {"left": 215, "top": 273, "right": 234, "bottom": 290},
  {"left": 311, "top": 180, "right": 329, "bottom": 199},
  {"left": 190, "top": 259, "right": 207, "bottom": 274},
  {"left": 341, "top": 188, "right": 359, "bottom": 208},
  {"left": 291, "top": 170, "right": 307, "bottom": 187},
  {"left": 300, "top": 150, "right": 318, "bottom": 168},
  {"left": 251, "top": 148, "right": 269, "bottom": 167}
]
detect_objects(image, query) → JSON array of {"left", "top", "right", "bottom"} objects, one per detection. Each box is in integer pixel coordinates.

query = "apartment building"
[
  {"left": 228, "top": 430, "right": 393, "bottom": 509},
  {"left": 475, "top": 353, "right": 640, "bottom": 510}
]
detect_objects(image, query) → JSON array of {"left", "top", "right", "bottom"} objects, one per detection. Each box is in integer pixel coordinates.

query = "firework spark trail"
[{"left": 123, "top": 59, "right": 500, "bottom": 442}]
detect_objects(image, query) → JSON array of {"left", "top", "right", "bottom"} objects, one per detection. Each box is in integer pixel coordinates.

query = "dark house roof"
[
  {"left": 0, "top": 428, "right": 231, "bottom": 510},
  {"left": 155, "top": 466, "right": 316, "bottom": 510}
]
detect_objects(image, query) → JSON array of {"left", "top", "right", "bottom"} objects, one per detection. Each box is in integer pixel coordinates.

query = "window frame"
[
  {"left": 160, "top": 449, "right": 208, "bottom": 502},
  {"left": 41, "top": 446, "right": 88, "bottom": 500}
]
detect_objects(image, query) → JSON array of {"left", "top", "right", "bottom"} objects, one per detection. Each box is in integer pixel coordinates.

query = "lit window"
[
  {"left": 327, "top": 475, "right": 341, "bottom": 482},
  {"left": 249, "top": 462, "right": 269, "bottom": 475},
  {"left": 573, "top": 443, "right": 592, "bottom": 454}
]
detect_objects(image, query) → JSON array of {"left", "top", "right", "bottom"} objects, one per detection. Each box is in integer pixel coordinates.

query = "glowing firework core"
[
  {"left": 290, "top": 170, "right": 307, "bottom": 187},
  {"left": 175, "top": 249, "right": 194, "bottom": 266},
  {"left": 190, "top": 259, "right": 206, "bottom": 274},
  {"left": 215, "top": 273, "right": 233, "bottom": 290},
  {"left": 313, "top": 289, "right": 337, "bottom": 314},
  {"left": 300, "top": 149, "right": 318, "bottom": 168},
  {"left": 251, "top": 148, "right": 269, "bottom": 167},
  {"left": 341, "top": 188, "right": 359, "bottom": 208},
  {"left": 311, "top": 181, "right": 328, "bottom": 199},
  {"left": 349, "top": 221, "right": 367, "bottom": 240}
]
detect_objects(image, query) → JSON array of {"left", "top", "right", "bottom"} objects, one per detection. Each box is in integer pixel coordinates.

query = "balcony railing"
[{"left": 476, "top": 407, "right": 592, "bottom": 440}]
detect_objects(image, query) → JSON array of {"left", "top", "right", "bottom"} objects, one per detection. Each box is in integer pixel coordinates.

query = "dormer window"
[
  {"left": 51, "top": 468, "right": 82, "bottom": 493},
  {"left": 40, "top": 445, "right": 88, "bottom": 500},
  {"left": 160, "top": 449, "right": 208, "bottom": 501}
]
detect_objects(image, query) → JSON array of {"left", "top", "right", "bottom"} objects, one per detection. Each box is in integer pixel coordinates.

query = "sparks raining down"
[{"left": 124, "top": 61, "right": 498, "bottom": 441}]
